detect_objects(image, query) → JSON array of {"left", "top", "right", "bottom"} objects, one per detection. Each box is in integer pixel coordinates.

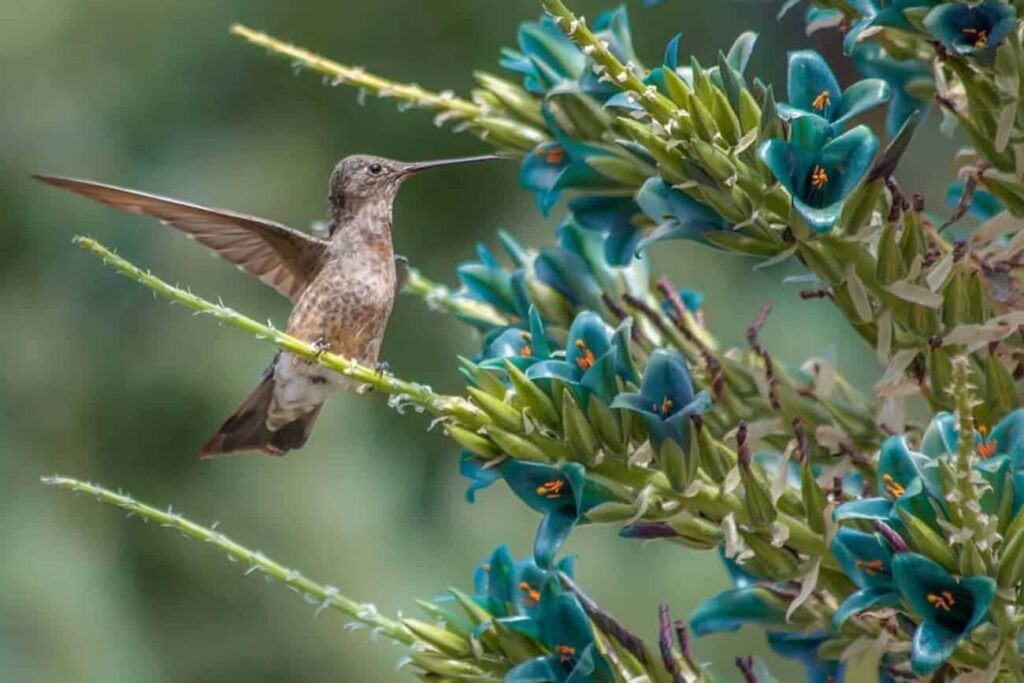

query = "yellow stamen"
[
  {"left": 536, "top": 479, "right": 565, "bottom": 499},
  {"left": 882, "top": 473, "right": 905, "bottom": 499},
  {"left": 811, "top": 90, "right": 831, "bottom": 111},
  {"left": 555, "top": 645, "right": 576, "bottom": 662},
  {"left": 962, "top": 27, "right": 989, "bottom": 49},
  {"left": 855, "top": 559, "right": 885, "bottom": 576},
  {"left": 518, "top": 581, "right": 541, "bottom": 605},
  {"left": 927, "top": 591, "right": 955, "bottom": 612},
  {"left": 574, "top": 339, "right": 596, "bottom": 371},
  {"left": 660, "top": 397, "right": 674, "bottom": 415},
  {"left": 810, "top": 165, "right": 829, "bottom": 190}
]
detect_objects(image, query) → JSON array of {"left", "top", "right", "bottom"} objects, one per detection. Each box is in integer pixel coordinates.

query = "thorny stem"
[
  {"left": 73, "top": 236, "right": 484, "bottom": 426},
  {"left": 404, "top": 269, "right": 510, "bottom": 328},
  {"left": 231, "top": 24, "right": 481, "bottom": 119},
  {"left": 539, "top": 0, "right": 679, "bottom": 126},
  {"left": 42, "top": 476, "right": 414, "bottom": 645}
]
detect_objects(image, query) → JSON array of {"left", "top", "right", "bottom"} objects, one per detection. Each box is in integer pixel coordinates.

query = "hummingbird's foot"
[
  {"left": 374, "top": 361, "right": 391, "bottom": 378},
  {"left": 311, "top": 336, "right": 331, "bottom": 360}
]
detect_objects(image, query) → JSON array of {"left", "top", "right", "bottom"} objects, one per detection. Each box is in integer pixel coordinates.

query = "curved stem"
[
  {"left": 42, "top": 475, "right": 415, "bottom": 645},
  {"left": 231, "top": 24, "right": 481, "bottom": 119},
  {"left": 404, "top": 269, "right": 510, "bottom": 328},
  {"left": 73, "top": 236, "right": 484, "bottom": 426}
]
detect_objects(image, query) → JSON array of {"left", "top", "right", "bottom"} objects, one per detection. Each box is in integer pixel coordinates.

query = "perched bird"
[{"left": 35, "top": 154, "right": 498, "bottom": 457}]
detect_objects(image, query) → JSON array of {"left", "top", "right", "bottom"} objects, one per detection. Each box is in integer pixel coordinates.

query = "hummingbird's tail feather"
[{"left": 199, "top": 372, "right": 322, "bottom": 458}]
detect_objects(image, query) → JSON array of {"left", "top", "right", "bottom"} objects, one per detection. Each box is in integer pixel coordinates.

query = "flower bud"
[
  {"left": 875, "top": 220, "right": 907, "bottom": 285},
  {"left": 742, "top": 532, "right": 799, "bottom": 579},
  {"left": 402, "top": 618, "right": 472, "bottom": 657},
  {"left": 505, "top": 361, "right": 560, "bottom": 428},
  {"left": 469, "top": 387, "right": 521, "bottom": 432},
  {"left": 408, "top": 651, "right": 486, "bottom": 678},
  {"left": 484, "top": 427, "right": 552, "bottom": 463},
  {"left": 669, "top": 515, "right": 724, "bottom": 549},
  {"left": 446, "top": 425, "right": 502, "bottom": 459},
  {"left": 660, "top": 437, "right": 698, "bottom": 493},
  {"left": 587, "top": 395, "right": 626, "bottom": 456},
  {"left": 896, "top": 507, "right": 958, "bottom": 573},
  {"left": 562, "top": 389, "right": 600, "bottom": 465}
]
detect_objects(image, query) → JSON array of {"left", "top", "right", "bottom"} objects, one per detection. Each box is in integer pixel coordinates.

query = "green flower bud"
[
  {"left": 710, "top": 88, "right": 741, "bottom": 145},
  {"left": 689, "top": 96, "right": 719, "bottom": 143},
  {"left": 942, "top": 263, "right": 972, "bottom": 329},
  {"left": 472, "top": 116, "right": 547, "bottom": 152},
  {"left": 484, "top": 426, "right": 551, "bottom": 463},
  {"left": 875, "top": 221, "right": 907, "bottom": 285},
  {"left": 469, "top": 387, "right": 521, "bottom": 432},
  {"left": 562, "top": 389, "right": 600, "bottom": 465},
  {"left": 660, "top": 437, "right": 698, "bottom": 493},
  {"left": 459, "top": 357, "right": 507, "bottom": 398},
  {"left": 801, "top": 459, "right": 828, "bottom": 535},
  {"left": 473, "top": 72, "right": 545, "bottom": 126},
  {"left": 408, "top": 651, "right": 486, "bottom": 678},
  {"left": 402, "top": 619, "right": 472, "bottom": 657},
  {"left": 742, "top": 532, "right": 799, "bottom": 579},
  {"left": 998, "top": 509, "right": 1024, "bottom": 588},
  {"left": 446, "top": 425, "right": 501, "bottom": 459},
  {"left": 505, "top": 361, "right": 560, "bottom": 429},
  {"left": 897, "top": 507, "right": 958, "bottom": 573},
  {"left": 588, "top": 395, "right": 626, "bottom": 457},
  {"left": 958, "top": 539, "right": 989, "bottom": 578},
  {"left": 669, "top": 515, "right": 724, "bottom": 549}
]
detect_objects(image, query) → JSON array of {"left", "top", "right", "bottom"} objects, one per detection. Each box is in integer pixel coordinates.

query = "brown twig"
[
  {"left": 656, "top": 278, "right": 724, "bottom": 398},
  {"left": 747, "top": 302, "right": 781, "bottom": 410}
]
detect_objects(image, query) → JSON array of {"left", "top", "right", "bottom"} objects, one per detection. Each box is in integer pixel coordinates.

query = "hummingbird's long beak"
[{"left": 400, "top": 154, "right": 501, "bottom": 176}]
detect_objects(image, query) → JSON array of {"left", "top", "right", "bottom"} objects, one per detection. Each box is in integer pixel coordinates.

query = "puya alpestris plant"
[{"left": 48, "top": 1, "right": 1024, "bottom": 680}]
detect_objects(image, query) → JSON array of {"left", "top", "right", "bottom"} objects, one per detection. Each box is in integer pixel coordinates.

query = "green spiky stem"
[
  {"left": 42, "top": 475, "right": 415, "bottom": 644},
  {"left": 539, "top": 0, "right": 678, "bottom": 126},
  {"left": 232, "top": 24, "right": 481, "bottom": 119},
  {"left": 404, "top": 269, "right": 511, "bottom": 328},
  {"left": 73, "top": 236, "right": 485, "bottom": 426}
]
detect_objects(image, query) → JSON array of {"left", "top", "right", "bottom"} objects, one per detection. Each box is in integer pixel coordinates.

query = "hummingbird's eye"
[{"left": 368, "top": 163, "right": 383, "bottom": 175}]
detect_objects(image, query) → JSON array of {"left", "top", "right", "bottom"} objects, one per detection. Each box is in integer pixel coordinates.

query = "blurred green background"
[{"left": 1, "top": 1, "right": 960, "bottom": 681}]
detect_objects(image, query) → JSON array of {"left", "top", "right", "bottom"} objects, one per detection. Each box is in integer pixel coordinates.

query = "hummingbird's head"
[{"left": 328, "top": 153, "right": 501, "bottom": 205}]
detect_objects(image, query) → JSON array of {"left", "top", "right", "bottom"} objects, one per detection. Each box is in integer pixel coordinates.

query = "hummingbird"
[{"left": 35, "top": 153, "right": 498, "bottom": 457}]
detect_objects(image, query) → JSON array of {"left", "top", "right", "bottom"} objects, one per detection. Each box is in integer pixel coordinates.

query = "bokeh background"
[{"left": 0, "top": 1, "right": 962, "bottom": 681}]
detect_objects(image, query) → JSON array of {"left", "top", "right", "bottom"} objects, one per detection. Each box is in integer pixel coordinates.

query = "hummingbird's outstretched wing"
[{"left": 34, "top": 175, "right": 329, "bottom": 301}]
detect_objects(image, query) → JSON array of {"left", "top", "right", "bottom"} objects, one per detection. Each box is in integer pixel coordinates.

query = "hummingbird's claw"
[
  {"left": 374, "top": 361, "right": 391, "bottom": 378},
  {"left": 311, "top": 336, "right": 331, "bottom": 360}
]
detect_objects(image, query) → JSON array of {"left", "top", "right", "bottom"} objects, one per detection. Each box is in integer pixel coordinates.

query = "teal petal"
[
  {"left": 610, "top": 392, "right": 655, "bottom": 416},
  {"left": 535, "top": 509, "right": 578, "bottom": 568},
  {"left": 460, "top": 453, "right": 503, "bottom": 504},
  {"left": 565, "top": 311, "right": 613, "bottom": 369},
  {"left": 578, "top": 353, "right": 618, "bottom": 405},
  {"left": 833, "top": 587, "right": 903, "bottom": 628},
  {"left": 635, "top": 178, "right": 729, "bottom": 249},
  {"left": 639, "top": 349, "right": 697, "bottom": 412},
  {"left": 690, "top": 586, "right": 788, "bottom": 635},
  {"left": 833, "top": 497, "right": 893, "bottom": 522},
  {"left": 911, "top": 621, "right": 961, "bottom": 675},
  {"left": 506, "top": 656, "right": 560, "bottom": 683},
  {"left": 877, "top": 435, "right": 921, "bottom": 498},
  {"left": 528, "top": 360, "right": 582, "bottom": 384},
  {"left": 992, "top": 409, "right": 1024, "bottom": 466},
  {"left": 787, "top": 50, "right": 841, "bottom": 119},
  {"left": 920, "top": 411, "right": 957, "bottom": 457},
  {"left": 834, "top": 78, "right": 891, "bottom": 129},
  {"left": 832, "top": 528, "right": 895, "bottom": 590}
]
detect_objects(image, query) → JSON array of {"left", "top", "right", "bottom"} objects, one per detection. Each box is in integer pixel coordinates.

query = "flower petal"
[
  {"left": 833, "top": 587, "right": 903, "bottom": 628},
  {"left": 786, "top": 50, "right": 842, "bottom": 118},
  {"left": 911, "top": 620, "right": 961, "bottom": 675}
]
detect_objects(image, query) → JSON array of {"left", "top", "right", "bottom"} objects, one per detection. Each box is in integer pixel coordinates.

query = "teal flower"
[
  {"left": 635, "top": 177, "right": 730, "bottom": 251},
  {"left": 456, "top": 231, "right": 531, "bottom": 322},
  {"left": 946, "top": 181, "right": 1004, "bottom": 222},
  {"left": 460, "top": 452, "right": 502, "bottom": 503},
  {"left": 520, "top": 138, "right": 622, "bottom": 215},
  {"left": 472, "top": 545, "right": 575, "bottom": 627},
  {"left": 892, "top": 553, "right": 995, "bottom": 674},
  {"left": 502, "top": 460, "right": 613, "bottom": 567},
  {"left": 760, "top": 114, "right": 879, "bottom": 233},
  {"left": 924, "top": 1, "right": 1017, "bottom": 54},
  {"left": 501, "top": 7, "right": 638, "bottom": 101},
  {"left": 833, "top": 435, "right": 933, "bottom": 526},
  {"left": 779, "top": 50, "right": 889, "bottom": 132},
  {"left": 831, "top": 528, "right": 903, "bottom": 628},
  {"left": 569, "top": 195, "right": 643, "bottom": 266},
  {"left": 610, "top": 349, "right": 710, "bottom": 449},
  {"left": 479, "top": 307, "right": 552, "bottom": 373},
  {"left": 526, "top": 310, "right": 618, "bottom": 404},
  {"left": 767, "top": 631, "right": 845, "bottom": 683},
  {"left": 506, "top": 582, "right": 614, "bottom": 682},
  {"left": 853, "top": 44, "right": 931, "bottom": 138},
  {"left": 689, "top": 583, "right": 789, "bottom": 635}
]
